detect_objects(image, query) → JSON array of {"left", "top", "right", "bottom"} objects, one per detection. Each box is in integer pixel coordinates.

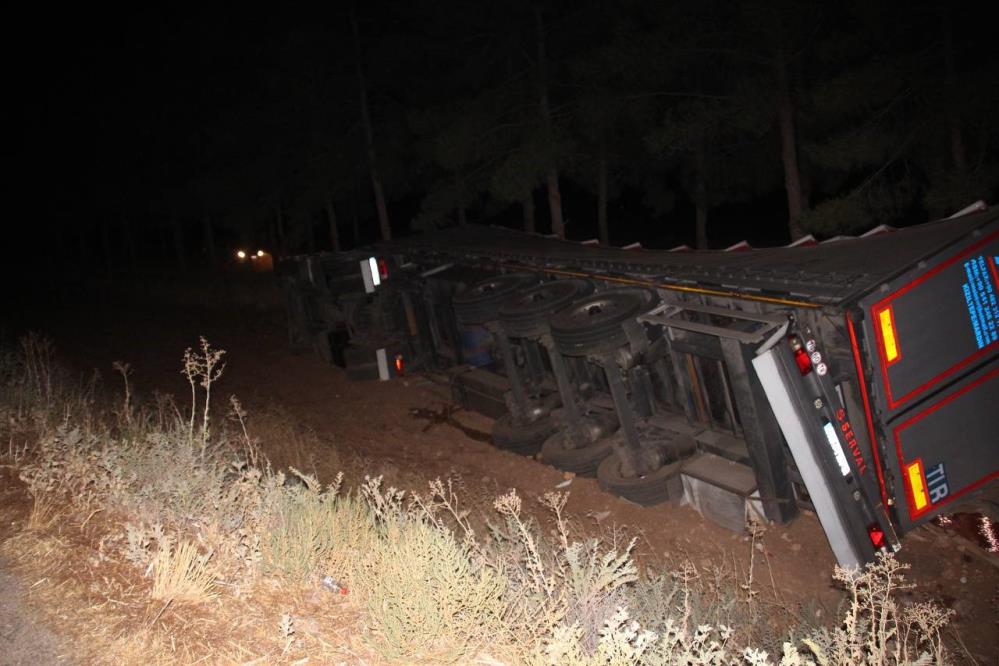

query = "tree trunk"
[
  {"left": 941, "top": 7, "right": 966, "bottom": 175},
  {"left": 202, "top": 215, "right": 217, "bottom": 267},
  {"left": 326, "top": 199, "right": 341, "bottom": 252},
  {"left": 775, "top": 48, "right": 806, "bottom": 240},
  {"left": 694, "top": 133, "right": 709, "bottom": 250},
  {"left": 171, "top": 218, "right": 187, "bottom": 273},
  {"left": 351, "top": 13, "right": 392, "bottom": 241},
  {"left": 351, "top": 192, "right": 361, "bottom": 248},
  {"left": 597, "top": 138, "right": 609, "bottom": 245},
  {"left": 522, "top": 192, "right": 536, "bottom": 233},
  {"left": 535, "top": 7, "right": 565, "bottom": 238}
]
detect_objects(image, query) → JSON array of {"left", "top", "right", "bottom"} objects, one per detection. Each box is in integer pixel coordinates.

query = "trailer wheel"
[
  {"left": 492, "top": 413, "right": 559, "bottom": 455},
  {"left": 549, "top": 288, "right": 658, "bottom": 356},
  {"left": 453, "top": 273, "right": 539, "bottom": 325},
  {"left": 498, "top": 278, "right": 594, "bottom": 337},
  {"left": 541, "top": 431, "right": 614, "bottom": 476},
  {"left": 596, "top": 451, "right": 683, "bottom": 506}
]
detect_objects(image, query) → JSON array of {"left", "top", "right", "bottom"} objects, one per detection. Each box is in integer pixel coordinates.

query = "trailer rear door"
[{"left": 857, "top": 222, "right": 998, "bottom": 531}]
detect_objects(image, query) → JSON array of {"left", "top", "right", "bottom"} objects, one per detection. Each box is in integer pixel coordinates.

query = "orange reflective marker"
[
  {"left": 878, "top": 307, "right": 900, "bottom": 364},
  {"left": 906, "top": 459, "right": 929, "bottom": 512}
]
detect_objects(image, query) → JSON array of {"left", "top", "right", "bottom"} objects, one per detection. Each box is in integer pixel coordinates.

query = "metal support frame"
[
  {"left": 716, "top": 359, "right": 742, "bottom": 437},
  {"left": 541, "top": 335, "right": 586, "bottom": 442},
  {"left": 640, "top": 302, "right": 787, "bottom": 345},
  {"left": 720, "top": 337, "right": 798, "bottom": 523},
  {"left": 600, "top": 356, "right": 656, "bottom": 476},
  {"left": 670, "top": 348, "right": 705, "bottom": 425},
  {"left": 651, "top": 301, "right": 796, "bottom": 522},
  {"left": 523, "top": 339, "right": 547, "bottom": 391},
  {"left": 491, "top": 323, "right": 530, "bottom": 421},
  {"left": 690, "top": 356, "right": 717, "bottom": 430},
  {"left": 652, "top": 358, "right": 677, "bottom": 409},
  {"left": 628, "top": 366, "right": 656, "bottom": 418}
]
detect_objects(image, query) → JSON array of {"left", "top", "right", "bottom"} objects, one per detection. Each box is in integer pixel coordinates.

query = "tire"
[
  {"left": 492, "top": 412, "right": 559, "bottom": 455},
  {"left": 549, "top": 288, "right": 658, "bottom": 356},
  {"left": 453, "top": 273, "right": 540, "bottom": 325},
  {"left": 541, "top": 431, "right": 614, "bottom": 477},
  {"left": 499, "top": 279, "right": 594, "bottom": 338},
  {"left": 597, "top": 451, "right": 684, "bottom": 507}
]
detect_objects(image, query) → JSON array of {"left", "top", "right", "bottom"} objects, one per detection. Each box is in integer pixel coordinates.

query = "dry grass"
[
  {"left": 0, "top": 334, "right": 963, "bottom": 665},
  {"left": 150, "top": 538, "right": 218, "bottom": 603},
  {"left": 26, "top": 493, "right": 61, "bottom": 531}
]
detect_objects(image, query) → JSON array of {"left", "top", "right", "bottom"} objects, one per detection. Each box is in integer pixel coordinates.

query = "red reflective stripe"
[
  {"left": 885, "top": 343, "right": 997, "bottom": 409},
  {"left": 871, "top": 229, "right": 999, "bottom": 409},
  {"left": 892, "top": 366, "right": 999, "bottom": 520},
  {"left": 989, "top": 255, "right": 999, "bottom": 291},
  {"left": 847, "top": 314, "right": 889, "bottom": 509},
  {"left": 871, "top": 229, "right": 998, "bottom": 309}
]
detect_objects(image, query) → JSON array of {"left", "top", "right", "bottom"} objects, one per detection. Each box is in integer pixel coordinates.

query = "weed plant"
[{"left": 0, "top": 334, "right": 960, "bottom": 664}]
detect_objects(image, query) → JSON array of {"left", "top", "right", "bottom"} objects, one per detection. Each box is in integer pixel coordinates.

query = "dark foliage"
[{"left": 11, "top": 2, "right": 998, "bottom": 277}]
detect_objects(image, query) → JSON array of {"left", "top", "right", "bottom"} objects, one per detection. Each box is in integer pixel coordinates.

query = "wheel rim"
[
  {"left": 453, "top": 273, "right": 539, "bottom": 324},
  {"left": 549, "top": 287, "right": 658, "bottom": 354},
  {"left": 499, "top": 279, "right": 594, "bottom": 335},
  {"left": 454, "top": 273, "right": 536, "bottom": 304},
  {"left": 552, "top": 292, "right": 643, "bottom": 331}
]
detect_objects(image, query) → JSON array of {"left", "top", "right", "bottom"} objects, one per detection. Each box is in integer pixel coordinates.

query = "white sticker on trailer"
[
  {"left": 823, "top": 421, "right": 851, "bottom": 477},
  {"left": 360, "top": 258, "right": 376, "bottom": 293},
  {"left": 376, "top": 348, "right": 390, "bottom": 381}
]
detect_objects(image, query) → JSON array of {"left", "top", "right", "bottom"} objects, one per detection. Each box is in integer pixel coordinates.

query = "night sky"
[{"left": 11, "top": 2, "right": 999, "bottom": 280}]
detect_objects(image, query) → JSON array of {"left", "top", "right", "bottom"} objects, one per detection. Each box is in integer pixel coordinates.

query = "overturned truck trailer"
[{"left": 278, "top": 205, "right": 999, "bottom": 569}]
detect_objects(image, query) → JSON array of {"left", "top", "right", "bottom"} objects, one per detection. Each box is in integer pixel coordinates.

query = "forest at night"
[{"left": 12, "top": 1, "right": 998, "bottom": 278}]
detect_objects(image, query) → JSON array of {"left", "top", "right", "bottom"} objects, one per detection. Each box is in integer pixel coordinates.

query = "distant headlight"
[
  {"left": 256, "top": 250, "right": 265, "bottom": 257},
  {"left": 236, "top": 250, "right": 247, "bottom": 259}
]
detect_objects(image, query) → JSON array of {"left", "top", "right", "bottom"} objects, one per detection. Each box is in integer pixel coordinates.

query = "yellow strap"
[{"left": 504, "top": 264, "right": 822, "bottom": 309}]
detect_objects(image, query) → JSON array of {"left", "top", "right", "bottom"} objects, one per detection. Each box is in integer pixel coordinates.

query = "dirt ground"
[
  {"left": 0, "top": 561, "right": 68, "bottom": 665},
  {"left": 5, "top": 286, "right": 999, "bottom": 663},
  {"left": 0, "top": 467, "right": 70, "bottom": 665}
]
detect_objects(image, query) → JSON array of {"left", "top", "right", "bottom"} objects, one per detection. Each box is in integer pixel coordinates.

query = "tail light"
[
  {"left": 867, "top": 523, "right": 887, "bottom": 549},
  {"left": 377, "top": 258, "right": 390, "bottom": 281},
  {"left": 788, "top": 337, "right": 812, "bottom": 375},
  {"left": 394, "top": 354, "right": 405, "bottom": 376}
]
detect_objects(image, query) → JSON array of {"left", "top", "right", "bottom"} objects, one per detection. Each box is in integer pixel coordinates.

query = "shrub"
[
  {"left": 259, "top": 472, "right": 355, "bottom": 581},
  {"left": 150, "top": 536, "right": 218, "bottom": 603},
  {"left": 0, "top": 335, "right": 963, "bottom": 665},
  {"left": 364, "top": 514, "right": 508, "bottom": 662}
]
